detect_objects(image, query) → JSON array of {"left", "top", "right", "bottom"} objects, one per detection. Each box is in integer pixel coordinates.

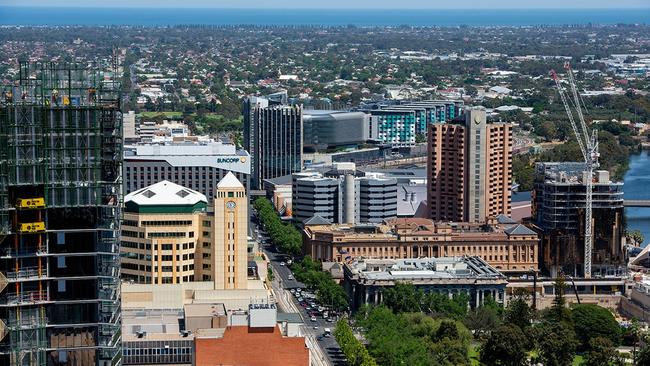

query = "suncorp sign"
[{"left": 216, "top": 157, "right": 247, "bottom": 164}]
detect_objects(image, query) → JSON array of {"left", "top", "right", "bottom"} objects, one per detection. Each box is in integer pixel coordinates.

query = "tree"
[
  {"left": 504, "top": 289, "right": 533, "bottom": 330},
  {"left": 423, "top": 292, "right": 469, "bottom": 320},
  {"left": 546, "top": 275, "right": 572, "bottom": 324},
  {"left": 435, "top": 320, "right": 460, "bottom": 341},
  {"left": 480, "top": 324, "right": 529, "bottom": 366},
  {"left": 464, "top": 305, "right": 501, "bottom": 339},
  {"left": 584, "top": 337, "right": 624, "bottom": 366},
  {"left": 636, "top": 332, "right": 650, "bottom": 366},
  {"left": 536, "top": 322, "right": 578, "bottom": 366},
  {"left": 334, "top": 319, "right": 378, "bottom": 366},
  {"left": 382, "top": 282, "right": 423, "bottom": 313},
  {"left": 627, "top": 229, "right": 645, "bottom": 246},
  {"left": 572, "top": 304, "right": 621, "bottom": 350}
]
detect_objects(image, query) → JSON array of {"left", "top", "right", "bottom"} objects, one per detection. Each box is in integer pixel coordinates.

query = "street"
[{"left": 252, "top": 214, "right": 347, "bottom": 366}]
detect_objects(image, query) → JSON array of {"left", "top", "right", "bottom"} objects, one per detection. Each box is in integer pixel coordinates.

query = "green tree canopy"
[
  {"left": 504, "top": 289, "right": 534, "bottom": 330},
  {"left": 480, "top": 324, "right": 529, "bottom": 366},
  {"left": 535, "top": 322, "right": 578, "bottom": 366},
  {"left": 571, "top": 304, "right": 621, "bottom": 350},
  {"left": 583, "top": 337, "right": 624, "bottom": 366}
]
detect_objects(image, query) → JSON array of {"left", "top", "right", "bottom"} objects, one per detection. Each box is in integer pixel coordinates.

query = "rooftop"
[
  {"left": 125, "top": 180, "right": 207, "bottom": 207},
  {"left": 304, "top": 217, "right": 538, "bottom": 241},
  {"left": 217, "top": 171, "right": 244, "bottom": 189},
  {"left": 346, "top": 256, "right": 505, "bottom": 282}
]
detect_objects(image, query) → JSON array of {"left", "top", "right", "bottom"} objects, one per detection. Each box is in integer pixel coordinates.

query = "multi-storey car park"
[{"left": 0, "top": 62, "right": 122, "bottom": 366}]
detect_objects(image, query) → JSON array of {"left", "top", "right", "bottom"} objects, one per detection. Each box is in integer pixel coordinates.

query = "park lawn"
[
  {"left": 572, "top": 355, "right": 584, "bottom": 366},
  {"left": 140, "top": 111, "right": 183, "bottom": 119},
  {"left": 469, "top": 344, "right": 480, "bottom": 366}
]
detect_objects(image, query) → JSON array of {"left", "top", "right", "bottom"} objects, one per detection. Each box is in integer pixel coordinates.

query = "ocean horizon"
[{"left": 0, "top": 7, "right": 649, "bottom": 26}]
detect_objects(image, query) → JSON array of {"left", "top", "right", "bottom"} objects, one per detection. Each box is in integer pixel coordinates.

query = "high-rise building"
[
  {"left": 532, "top": 162, "right": 625, "bottom": 277},
  {"left": 120, "top": 173, "right": 250, "bottom": 289},
  {"left": 121, "top": 180, "right": 207, "bottom": 284},
  {"left": 427, "top": 108, "right": 512, "bottom": 222},
  {"left": 0, "top": 62, "right": 121, "bottom": 365},
  {"left": 123, "top": 141, "right": 250, "bottom": 201},
  {"left": 243, "top": 95, "right": 302, "bottom": 189},
  {"left": 292, "top": 163, "right": 397, "bottom": 224}
]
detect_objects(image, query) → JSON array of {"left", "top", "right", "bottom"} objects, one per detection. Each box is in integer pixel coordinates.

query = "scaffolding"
[{"left": 0, "top": 61, "right": 122, "bottom": 366}]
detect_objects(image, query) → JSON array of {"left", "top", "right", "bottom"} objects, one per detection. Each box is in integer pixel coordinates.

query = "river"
[{"left": 624, "top": 150, "right": 650, "bottom": 247}]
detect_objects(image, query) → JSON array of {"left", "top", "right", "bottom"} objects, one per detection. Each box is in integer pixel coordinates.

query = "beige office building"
[
  {"left": 121, "top": 172, "right": 249, "bottom": 289},
  {"left": 427, "top": 108, "right": 512, "bottom": 222}
]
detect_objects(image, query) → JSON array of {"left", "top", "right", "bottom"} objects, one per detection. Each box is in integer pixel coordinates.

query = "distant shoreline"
[{"left": 0, "top": 7, "right": 648, "bottom": 26}]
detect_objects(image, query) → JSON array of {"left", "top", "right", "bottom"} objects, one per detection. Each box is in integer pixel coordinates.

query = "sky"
[{"left": 2, "top": 0, "right": 650, "bottom": 8}]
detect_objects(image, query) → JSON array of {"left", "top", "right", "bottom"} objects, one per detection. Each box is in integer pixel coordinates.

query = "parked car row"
[{"left": 290, "top": 288, "right": 336, "bottom": 323}]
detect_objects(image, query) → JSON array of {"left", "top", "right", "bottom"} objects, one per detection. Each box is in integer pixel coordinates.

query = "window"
[{"left": 148, "top": 232, "right": 186, "bottom": 239}]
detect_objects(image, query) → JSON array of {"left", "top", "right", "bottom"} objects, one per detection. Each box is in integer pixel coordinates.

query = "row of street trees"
[
  {"left": 253, "top": 197, "right": 301, "bottom": 256},
  {"left": 291, "top": 257, "right": 349, "bottom": 312}
]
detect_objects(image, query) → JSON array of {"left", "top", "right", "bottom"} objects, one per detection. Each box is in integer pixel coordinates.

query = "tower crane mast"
[{"left": 550, "top": 63, "right": 599, "bottom": 278}]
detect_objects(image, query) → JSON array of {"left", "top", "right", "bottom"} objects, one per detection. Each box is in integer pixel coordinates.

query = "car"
[
  {"left": 300, "top": 303, "right": 308, "bottom": 308},
  {"left": 290, "top": 289, "right": 296, "bottom": 294},
  {"left": 313, "top": 326, "right": 319, "bottom": 330},
  {"left": 280, "top": 262, "right": 285, "bottom": 266},
  {"left": 288, "top": 275, "right": 294, "bottom": 280},
  {"left": 326, "top": 318, "right": 334, "bottom": 323},
  {"left": 317, "top": 335, "right": 324, "bottom": 341},
  {"left": 310, "top": 316, "right": 317, "bottom": 322}
]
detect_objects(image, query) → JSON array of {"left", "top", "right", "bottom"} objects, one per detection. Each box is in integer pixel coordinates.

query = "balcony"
[
  {"left": 5, "top": 267, "right": 47, "bottom": 281},
  {"left": 2, "top": 291, "right": 50, "bottom": 306}
]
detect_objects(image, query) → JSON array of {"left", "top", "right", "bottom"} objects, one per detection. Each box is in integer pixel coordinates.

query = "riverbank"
[{"left": 624, "top": 150, "right": 650, "bottom": 247}]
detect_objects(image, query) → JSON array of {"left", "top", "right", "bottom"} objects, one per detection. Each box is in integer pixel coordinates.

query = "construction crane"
[{"left": 550, "top": 63, "right": 600, "bottom": 279}]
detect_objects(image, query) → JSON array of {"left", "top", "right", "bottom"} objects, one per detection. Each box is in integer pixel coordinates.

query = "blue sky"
[{"left": 3, "top": 0, "right": 650, "bottom": 8}]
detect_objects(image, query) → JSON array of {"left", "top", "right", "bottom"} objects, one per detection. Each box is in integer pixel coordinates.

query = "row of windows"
[
  {"left": 122, "top": 230, "right": 141, "bottom": 238},
  {"left": 141, "top": 220, "right": 193, "bottom": 227},
  {"left": 156, "top": 253, "right": 195, "bottom": 262},
  {"left": 121, "top": 242, "right": 197, "bottom": 251},
  {"left": 148, "top": 232, "right": 188, "bottom": 238}
]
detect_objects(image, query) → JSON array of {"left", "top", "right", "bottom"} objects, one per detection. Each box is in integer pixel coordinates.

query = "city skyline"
[{"left": 3, "top": 0, "right": 650, "bottom": 8}]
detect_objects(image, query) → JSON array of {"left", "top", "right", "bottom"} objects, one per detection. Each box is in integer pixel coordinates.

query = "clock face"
[{"left": 226, "top": 201, "right": 236, "bottom": 209}]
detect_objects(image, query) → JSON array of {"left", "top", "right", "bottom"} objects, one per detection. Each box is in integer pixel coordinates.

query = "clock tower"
[{"left": 213, "top": 171, "right": 248, "bottom": 289}]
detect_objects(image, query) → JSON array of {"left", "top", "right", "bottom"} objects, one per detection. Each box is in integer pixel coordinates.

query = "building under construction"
[
  {"left": 532, "top": 162, "right": 625, "bottom": 278},
  {"left": 0, "top": 62, "right": 122, "bottom": 365}
]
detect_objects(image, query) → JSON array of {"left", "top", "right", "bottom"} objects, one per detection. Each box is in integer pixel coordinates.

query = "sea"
[
  {"left": 624, "top": 150, "right": 650, "bottom": 247},
  {"left": 0, "top": 7, "right": 649, "bottom": 26}
]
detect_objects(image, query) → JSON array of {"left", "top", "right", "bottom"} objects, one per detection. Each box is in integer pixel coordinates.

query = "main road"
[{"left": 251, "top": 215, "right": 347, "bottom": 366}]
